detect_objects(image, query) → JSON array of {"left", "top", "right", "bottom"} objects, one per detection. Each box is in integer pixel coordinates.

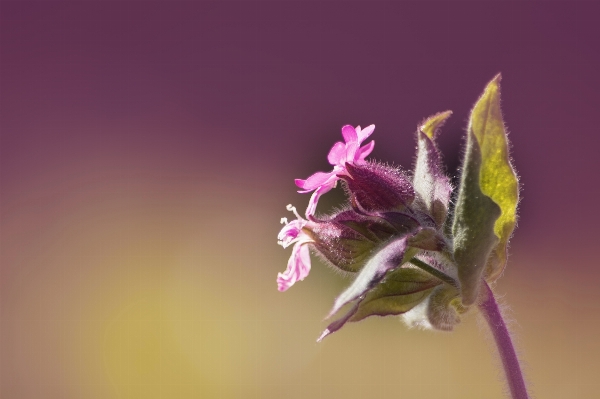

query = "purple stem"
[{"left": 478, "top": 281, "right": 529, "bottom": 399}]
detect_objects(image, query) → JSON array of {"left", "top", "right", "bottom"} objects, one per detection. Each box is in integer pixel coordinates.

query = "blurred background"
[{"left": 2, "top": 2, "right": 599, "bottom": 398}]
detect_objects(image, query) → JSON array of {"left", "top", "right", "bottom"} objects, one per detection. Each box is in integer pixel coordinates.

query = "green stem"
[
  {"left": 478, "top": 281, "right": 529, "bottom": 399},
  {"left": 408, "top": 257, "right": 457, "bottom": 287}
]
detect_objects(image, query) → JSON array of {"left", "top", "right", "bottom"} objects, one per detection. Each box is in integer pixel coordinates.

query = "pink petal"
[
  {"left": 277, "top": 244, "right": 311, "bottom": 291},
  {"left": 327, "top": 141, "right": 346, "bottom": 165},
  {"left": 356, "top": 140, "right": 375, "bottom": 163},
  {"left": 305, "top": 181, "right": 336, "bottom": 217},
  {"left": 277, "top": 220, "right": 304, "bottom": 247},
  {"left": 341, "top": 125, "right": 358, "bottom": 144},
  {"left": 341, "top": 141, "right": 359, "bottom": 164},
  {"left": 357, "top": 124, "right": 375, "bottom": 143},
  {"left": 295, "top": 171, "right": 334, "bottom": 192}
]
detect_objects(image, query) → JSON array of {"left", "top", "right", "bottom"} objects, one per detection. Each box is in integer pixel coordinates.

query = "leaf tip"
[
  {"left": 316, "top": 329, "right": 330, "bottom": 343},
  {"left": 419, "top": 110, "right": 453, "bottom": 139},
  {"left": 483, "top": 73, "right": 502, "bottom": 98}
]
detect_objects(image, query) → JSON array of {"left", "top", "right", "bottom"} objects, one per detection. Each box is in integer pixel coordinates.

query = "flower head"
[
  {"left": 276, "top": 74, "right": 520, "bottom": 342},
  {"left": 295, "top": 124, "right": 375, "bottom": 217}
]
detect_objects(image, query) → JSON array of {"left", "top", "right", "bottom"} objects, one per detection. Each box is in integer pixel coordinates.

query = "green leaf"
[
  {"left": 317, "top": 265, "right": 441, "bottom": 342},
  {"left": 350, "top": 267, "right": 441, "bottom": 322},
  {"left": 327, "top": 236, "right": 414, "bottom": 319},
  {"left": 452, "top": 74, "right": 518, "bottom": 305},
  {"left": 474, "top": 76, "right": 519, "bottom": 282},
  {"left": 318, "top": 236, "right": 415, "bottom": 341}
]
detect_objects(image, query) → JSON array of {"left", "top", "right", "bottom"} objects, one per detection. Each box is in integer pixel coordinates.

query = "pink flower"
[
  {"left": 276, "top": 205, "right": 314, "bottom": 291},
  {"left": 295, "top": 124, "right": 375, "bottom": 217}
]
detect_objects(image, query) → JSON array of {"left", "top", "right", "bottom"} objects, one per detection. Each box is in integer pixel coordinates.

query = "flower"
[
  {"left": 276, "top": 74, "right": 520, "bottom": 341},
  {"left": 276, "top": 205, "right": 314, "bottom": 291},
  {"left": 295, "top": 124, "right": 375, "bottom": 217},
  {"left": 274, "top": 76, "right": 530, "bottom": 399}
]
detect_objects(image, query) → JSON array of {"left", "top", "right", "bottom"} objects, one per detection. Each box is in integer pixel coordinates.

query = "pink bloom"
[
  {"left": 295, "top": 124, "right": 375, "bottom": 217},
  {"left": 277, "top": 205, "right": 314, "bottom": 291}
]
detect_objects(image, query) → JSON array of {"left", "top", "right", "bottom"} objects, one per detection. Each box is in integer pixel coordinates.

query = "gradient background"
[{"left": 2, "top": 2, "right": 599, "bottom": 398}]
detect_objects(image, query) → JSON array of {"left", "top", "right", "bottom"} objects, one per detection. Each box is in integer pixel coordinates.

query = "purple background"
[{"left": 2, "top": 2, "right": 599, "bottom": 398}]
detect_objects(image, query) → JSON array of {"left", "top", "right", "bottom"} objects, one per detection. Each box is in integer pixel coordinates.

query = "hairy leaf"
[
  {"left": 453, "top": 74, "right": 519, "bottom": 305},
  {"left": 350, "top": 267, "right": 441, "bottom": 322},
  {"left": 413, "top": 111, "right": 453, "bottom": 227},
  {"left": 317, "top": 266, "right": 440, "bottom": 341},
  {"left": 473, "top": 76, "right": 519, "bottom": 282},
  {"left": 327, "top": 236, "right": 414, "bottom": 320}
]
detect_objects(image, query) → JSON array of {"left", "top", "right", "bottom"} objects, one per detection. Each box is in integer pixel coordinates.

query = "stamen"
[
  {"left": 280, "top": 217, "right": 288, "bottom": 225},
  {"left": 286, "top": 204, "right": 303, "bottom": 220}
]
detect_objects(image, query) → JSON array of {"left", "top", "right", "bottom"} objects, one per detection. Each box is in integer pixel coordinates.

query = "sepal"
[
  {"left": 308, "top": 209, "right": 431, "bottom": 274},
  {"left": 340, "top": 162, "right": 415, "bottom": 213}
]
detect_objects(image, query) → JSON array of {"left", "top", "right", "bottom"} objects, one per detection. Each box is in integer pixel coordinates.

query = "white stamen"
[
  {"left": 280, "top": 217, "right": 288, "bottom": 225},
  {"left": 286, "top": 204, "right": 303, "bottom": 220}
]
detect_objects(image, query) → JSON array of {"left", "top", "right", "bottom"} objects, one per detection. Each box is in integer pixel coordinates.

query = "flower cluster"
[{"left": 276, "top": 75, "right": 519, "bottom": 341}]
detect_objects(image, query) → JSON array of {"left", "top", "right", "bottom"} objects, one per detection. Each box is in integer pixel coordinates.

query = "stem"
[
  {"left": 409, "top": 257, "right": 457, "bottom": 287},
  {"left": 478, "top": 281, "right": 529, "bottom": 399}
]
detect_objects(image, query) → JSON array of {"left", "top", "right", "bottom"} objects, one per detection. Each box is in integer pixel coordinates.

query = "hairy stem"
[{"left": 478, "top": 281, "right": 529, "bottom": 399}]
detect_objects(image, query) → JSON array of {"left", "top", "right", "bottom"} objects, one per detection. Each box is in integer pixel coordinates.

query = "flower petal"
[
  {"left": 277, "top": 219, "right": 306, "bottom": 248},
  {"left": 295, "top": 171, "right": 334, "bottom": 192},
  {"left": 277, "top": 244, "right": 311, "bottom": 291},
  {"left": 305, "top": 181, "right": 336, "bottom": 216},
  {"left": 341, "top": 141, "right": 359, "bottom": 164},
  {"left": 357, "top": 124, "right": 375, "bottom": 143},
  {"left": 327, "top": 141, "right": 346, "bottom": 165},
  {"left": 355, "top": 140, "right": 375, "bottom": 163},
  {"left": 341, "top": 125, "right": 358, "bottom": 144}
]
